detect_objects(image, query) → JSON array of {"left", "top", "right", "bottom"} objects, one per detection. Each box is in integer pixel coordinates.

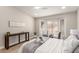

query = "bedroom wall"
[
  {"left": 0, "top": 7, "right": 35, "bottom": 49},
  {"left": 35, "top": 11, "right": 77, "bottom": 38},
  {"left": 65, "top": 12, "right": 77, "bottom": 37},
  {"left": 77, "top": 9, "right": 79, "bottom": 30}
]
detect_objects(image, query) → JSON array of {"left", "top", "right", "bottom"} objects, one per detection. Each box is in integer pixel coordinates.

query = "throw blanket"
[{"left": 18, "top": 38, "right": 43, "bottom": 53}]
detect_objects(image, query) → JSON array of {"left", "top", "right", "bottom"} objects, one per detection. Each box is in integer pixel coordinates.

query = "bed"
[
  {"left": 18, "top": 36, "right": 79, "bottom": 53},
  {"left": 35, "top": 38, "right": 64, "bottom": 53},
  {"left": 18, "top": 30, "right": 79, "bottom": 53}
]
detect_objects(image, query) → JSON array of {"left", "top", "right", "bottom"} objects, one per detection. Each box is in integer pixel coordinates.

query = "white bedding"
[
  {"left": 35, "top": 35, "right": 79, "bottom": 53},
  {"left": 35, "top": 38, "right": 64, "bottom": 53},
  {"left": 18, "top": 35, "right": 79, "bottom": 53}
]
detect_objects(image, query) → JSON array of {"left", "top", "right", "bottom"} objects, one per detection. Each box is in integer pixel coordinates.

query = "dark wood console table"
[{"left": 5, "top": 32, "right": 29, "bottom": 49}]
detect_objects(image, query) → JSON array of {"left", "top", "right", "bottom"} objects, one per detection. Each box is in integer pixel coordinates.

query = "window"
[{"left": 47, "top": 21, "right": 59, "bottom": 35}]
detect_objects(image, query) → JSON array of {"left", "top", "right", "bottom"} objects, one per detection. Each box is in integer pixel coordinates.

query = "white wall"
[
  {"left": 64, "top": 12, "right": 77, "bottom": 37},
  {"left": 35, "top": 11, "right": 77, "bottom": 38},
  {"left": 77, "top": 9, "right": 79, "bottom": 30},
  {"left": 0, "top": 7, "right": 35, "bottom": 48}
]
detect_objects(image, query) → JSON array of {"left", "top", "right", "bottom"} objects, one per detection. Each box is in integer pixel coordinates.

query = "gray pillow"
[{"left": 63, "top": 35, "right": 79, "bottom": 53}]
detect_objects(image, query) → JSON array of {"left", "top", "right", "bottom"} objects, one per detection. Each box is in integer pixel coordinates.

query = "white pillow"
[
  {"left": 42, "top": 37, "right": 49, "bottom": 42},
  {"left": 35, "top": 37, "right": 44, "bottom": 44},
  {"left": 63, "top": 35, "right": 79, "bottom": 53},
  {"left": 35, "top": 37, "right": 41, "bottom": 42},
  {"left": 70, "top": 29, "right": 78, "bottom": 35},
  {"left": 70, "top": 29, "right": 79, "bottom": 39}
]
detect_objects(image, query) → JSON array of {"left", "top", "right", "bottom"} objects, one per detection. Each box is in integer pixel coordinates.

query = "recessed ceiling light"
[
  {"left": 61, "top": 6, "right": 66, "bottom": 9},
  {"left": 34, "top": 13, "right": 38, "bottom": 16},
  {"left": 34, "top": 6, "right": 41, "bottom": 9}
]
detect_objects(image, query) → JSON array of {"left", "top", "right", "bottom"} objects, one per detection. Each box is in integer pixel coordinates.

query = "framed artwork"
[{"left": 8, "top": 20, "right": 25, "bottom": 28}]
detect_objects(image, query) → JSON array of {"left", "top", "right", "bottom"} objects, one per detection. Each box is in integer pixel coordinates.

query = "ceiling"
[{"left": 15, "top": 6, "right": 79, "bottom": 18}]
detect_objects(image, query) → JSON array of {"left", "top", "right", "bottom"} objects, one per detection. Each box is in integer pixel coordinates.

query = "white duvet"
[
  {"left": 35, "top": 38, "right": 64, "bottom": 53},
  {"left": 18, "top": 35, "right": 79, "bottom": 53}
]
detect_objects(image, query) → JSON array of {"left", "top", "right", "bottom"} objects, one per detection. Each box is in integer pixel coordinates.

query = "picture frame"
[{"left": 8, "top": 20, "right": 25, "bottom": 28}]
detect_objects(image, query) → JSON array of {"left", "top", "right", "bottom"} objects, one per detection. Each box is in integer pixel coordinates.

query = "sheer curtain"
[
  {"left": 47, "top": 21, "right": 59, "bottom": 36},
  {"left": 39, "top": 19, "right": 64, "bottom": 38}
]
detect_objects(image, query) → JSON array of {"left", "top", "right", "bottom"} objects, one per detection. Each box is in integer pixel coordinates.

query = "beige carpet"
[{"left": 0, "top": 43, "right": 23, "bottom": 53}]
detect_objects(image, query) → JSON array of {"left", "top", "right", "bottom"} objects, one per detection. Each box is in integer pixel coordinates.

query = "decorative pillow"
[
  {"left": 35, "top": 37, "right": 42, "bottom": 43},
  {"left": 70, "top": 29, "right": 79, "bottom": 39},
  {"left": 63, "top": 35, "right": 79, "bottom": 53},
  {"left": 42, "top": 37, "right": 49, "bottom": 42},
  {"left": 35, "top": 37, "right": 44, "bottom": 44},
  {"left": 70, "top": 29, "right": 78, "bottom": 35}
]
